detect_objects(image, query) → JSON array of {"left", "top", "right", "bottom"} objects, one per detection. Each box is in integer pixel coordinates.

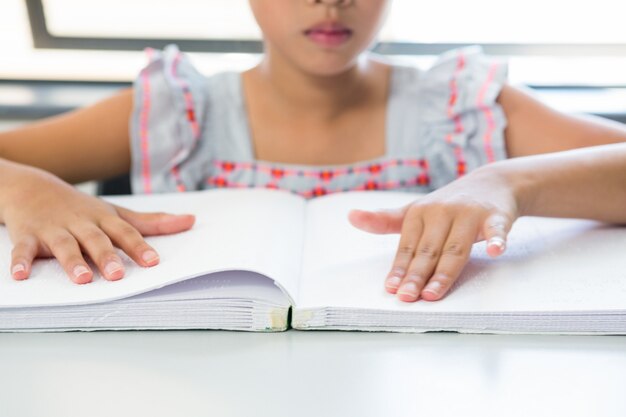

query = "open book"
[{"left": 0, "top": 189, "right": 625, "bottom": 334}]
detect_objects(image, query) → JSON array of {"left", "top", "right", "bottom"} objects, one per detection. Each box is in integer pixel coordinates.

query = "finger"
[
  {"left": 10, "top": 234, "right": 39, "bottom": 280},
  {"left": 385, "top": 209, "right": 423, "bottom": 294},
  {"left": 100, "top": 216, "right": 160, "bottom": 267},
  {"left": 420, "top": 217, "right": 480, "bottom": 302},
  {"left": 397, "top": 217, "right": 453, "bottom": 302},
  {"left": 116, "top": 207, "right": 195, "bottom": 236},
  {"left": 41, "top": 230, "right": 93, "bottom": 284},
  {"left": 70, "top": 224, "right": 125, "bottom": 281},
  {"left": 348, "top": 207, "right": 407, "bottom": 234},
  {"left": 482, "top": 213, "right": 514, "bottom": 258}
]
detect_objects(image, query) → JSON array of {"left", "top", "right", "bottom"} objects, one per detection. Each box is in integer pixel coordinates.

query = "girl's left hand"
[{"left": 348, "top": 165, "right": 520, "bottom": 302}]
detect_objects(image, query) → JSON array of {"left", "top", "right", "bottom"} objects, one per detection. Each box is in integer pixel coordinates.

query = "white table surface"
[{"left": 1, "top": 330, "right": 625, "bottom": 417}]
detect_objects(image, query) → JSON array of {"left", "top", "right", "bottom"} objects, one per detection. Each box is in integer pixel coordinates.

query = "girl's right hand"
[{"left": 0, "top": 163, "right": 195, "bottom": 284}]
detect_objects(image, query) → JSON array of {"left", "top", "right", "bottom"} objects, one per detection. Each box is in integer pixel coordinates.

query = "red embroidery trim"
[
  {"left": 477, "top": 62, "right": 499, "bottom": 163},
  {"left": 139, "top": 48, "right": 154, "bottom": 194},
  {"left": 206, "top": 157, "right": 430, "bottom": 198},
  {"left": 446, "top": 50, "right": 468, "bottom": 178}
]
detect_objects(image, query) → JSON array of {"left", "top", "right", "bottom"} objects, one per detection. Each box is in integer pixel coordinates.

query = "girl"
[{"left": 0, "top": 0, "right": 624, "bottom": 302}]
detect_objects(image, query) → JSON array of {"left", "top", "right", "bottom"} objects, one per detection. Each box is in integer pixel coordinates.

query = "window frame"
[{"left": 26, "top": 0, "right": 626, "bottom": 56}]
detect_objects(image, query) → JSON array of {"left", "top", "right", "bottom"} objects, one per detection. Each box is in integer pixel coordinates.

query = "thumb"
[
  {"left": 348, "top": 206, "right": 407, "bottom": 234},
  {"left": 482, "top": 212, "right": 514, "bottom": 258},
  {"left": 115, "top": 206, "right": 196, "bottom": 236}
]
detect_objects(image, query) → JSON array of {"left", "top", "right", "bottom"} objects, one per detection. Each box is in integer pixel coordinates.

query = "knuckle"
[
  {"left": 112, "top": 221, "right": 140, "bottom": 238},
  {"left": 417, "top": 244, "right": 439, "bottom": 260},
  {"left": 442, "top": 241, "right": 468, "bottom": 258},
  {"left": 98, "top": 216, "right": 117, "bottom": 231},
  {"left": 406, "top": 204, "right": 423, "bottom": 217},
  {"left": 65, "top": 256, "right": 87, "bottom": 268},
  {"left": 79, "top": 227, "right": 106, "bottom": 243},
  {"left": 118, "top": 222, "right": 141, "bottom": 240},
  {"left": 397, "top": 245, "right": 415, "bottom": 257},
  {"left": 11, "top": 237, "right": 35, "bottom": 253},
  {"left": 438, "top": 203, "right": 457, "bottom": 216},
  {"left": 96, "top": 252, "right": 120, "bottom": 266},
  {"left": 130, "top": 242, "right": 150, "bottom": 255},
  {"left": 11, "top": 244, "right": 29, "bottom": 258},
  {"left": 48, "top": 233, "right": 75, "bottom": 249},
  {"left": 486, "top": 216, "right": 511, "bottom": 233},
  {"left": 113, "top": 227, "right": 147, "bottom": 251}
]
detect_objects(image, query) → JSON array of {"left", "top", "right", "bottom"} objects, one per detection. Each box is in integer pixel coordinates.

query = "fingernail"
[
  {"left": 12, "top": 263, "right": 26, "bottom": 278},
  {"left": 423, "top": 280, "right": 442, "bottom": 295},
  {"left": 488, "top": 236, "right": 506, "bottom": 249},
  {"left": 397, "top": 281, "right": 418, "bottom": 298},
  {"left": 73, "top": 265, "right": 91, "bottom": 281},
  {"left": 105, "top": 260, "right": 124, "bottom": 278},
  {"left": 487, "top": 237, "right": 506, "bottom": 257},
  {"left": 142, "top": 250, "right": 159, "bottom": 265},
  {"left": 386, "top": 275, "right": 402, "bottom": 290}
]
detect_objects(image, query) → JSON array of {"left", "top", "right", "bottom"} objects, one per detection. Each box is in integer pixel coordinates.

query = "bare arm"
[
  {"left": 498, "top": 85, "right": 626, "bottom": 157},
  {"left": 0, "top": 88, "right": 134, "bottom": 184},
  {"left": 503, "top": 143, "right": 626, "bottom": 223}
]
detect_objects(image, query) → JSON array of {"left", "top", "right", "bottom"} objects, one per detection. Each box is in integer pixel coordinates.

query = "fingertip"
[
  {"left": 486, "top": 237, "right": 506, "bottom": 258},
  {"left": 420, "top": 290, "right": 441, "bottom": 302},
  {"left": 347, "top": 209, "right": 358, "bottom": 224},
  {"left": 11, "top": 238, "right": 38, "bottom": 281},
  {"left": 71, "top": 265, "right": 93, "bottom": 285},
  {"left": 347, "top": 209, "right": 369, "bottom": 229},
  {"left": 421, "top": 280, "right": 445, "bottom": 301},
  {"left": 349, "top": 210, "right": 390, "bottom": 234},
  {"left": 396, "top": 282, "right": 419, "bottom": 302},
  {"left": 483, "top": 214, "right": 512, "bottom": 257},
  {"left": 72, "top": 276, "right": 93, "bottom": 285},
  {"left": 385, "top": 275, "right": 402, "bottom": 294},
  {"left": 106, "top": 274, "right": 124, "bottom": 282},
  {"left": 141, "top": 249, "right": 160, "bottom": 267},
  {"left": 397, "top": 292, "right": 419, "bottom": 303},
  {"left": 386, "top": 286, "right": 398, "bottom": 294},
  {"left": 486, "top": 245, "right": 504, "bottom": 257},
  {"left": 160, "top": 214, "right": 196, "bottom": 234},
  {"left": 179, "top": 214, "right": 196, "bottom": 227},
  {"left": 11, "top": 263, "right": 29, "bottom": 281},
  {"left": 103, "top": 260, "right": 125, "bottom": 281}
]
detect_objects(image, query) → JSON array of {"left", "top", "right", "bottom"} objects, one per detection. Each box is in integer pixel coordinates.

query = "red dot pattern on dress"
[{"left": 206, "top": 158, "right": 431, "bottom": 199}]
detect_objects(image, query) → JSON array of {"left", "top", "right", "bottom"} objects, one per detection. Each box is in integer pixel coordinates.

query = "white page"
[
  {"left": 0, "top": 189, "right": 305, "bottom": 307},
  {"left": 123, "top": 270, "right": 290, "bottom": 307},
  {"left": 297, "top": 191, "right": 626, "bottom": 312}
]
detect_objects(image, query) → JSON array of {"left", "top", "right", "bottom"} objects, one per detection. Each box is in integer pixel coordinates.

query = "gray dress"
[{"left": 130, "top": 45, "right": 508, "bottom": 198}]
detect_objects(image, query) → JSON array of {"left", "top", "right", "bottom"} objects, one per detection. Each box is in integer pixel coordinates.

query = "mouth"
[{"left": 304, "top": 22, "right": 353, "bottom": 47}]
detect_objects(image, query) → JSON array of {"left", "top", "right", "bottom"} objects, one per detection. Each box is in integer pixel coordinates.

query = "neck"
[{"left": 250, "top": 47, "right": 382, "bottom": 121}]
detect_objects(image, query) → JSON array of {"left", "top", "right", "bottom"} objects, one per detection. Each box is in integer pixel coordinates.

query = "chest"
[{"left": 247, "top": 104, "right": 387, "bottom": 165}]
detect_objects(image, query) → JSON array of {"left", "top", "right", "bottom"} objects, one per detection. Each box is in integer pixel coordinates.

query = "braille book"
[{"left": 0, "top": 189, "right": 625, "bottom": 334}]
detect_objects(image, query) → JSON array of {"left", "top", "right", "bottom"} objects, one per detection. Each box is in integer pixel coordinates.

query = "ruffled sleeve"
[
  {"left": 129, "top": 45, "right": 209, "bottom": 194},
  {"left": 402, "top": 46, "right": 509, "bottom": 190}
]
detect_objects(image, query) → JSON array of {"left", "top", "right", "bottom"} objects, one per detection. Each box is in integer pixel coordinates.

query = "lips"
[{"left": 304, "top": 22, "right": 353, "bottom": 47}]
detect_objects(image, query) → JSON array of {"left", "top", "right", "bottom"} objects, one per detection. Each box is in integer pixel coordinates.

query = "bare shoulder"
[{"left": 497, "top": 84, "right": 626, "bottom": 157}]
